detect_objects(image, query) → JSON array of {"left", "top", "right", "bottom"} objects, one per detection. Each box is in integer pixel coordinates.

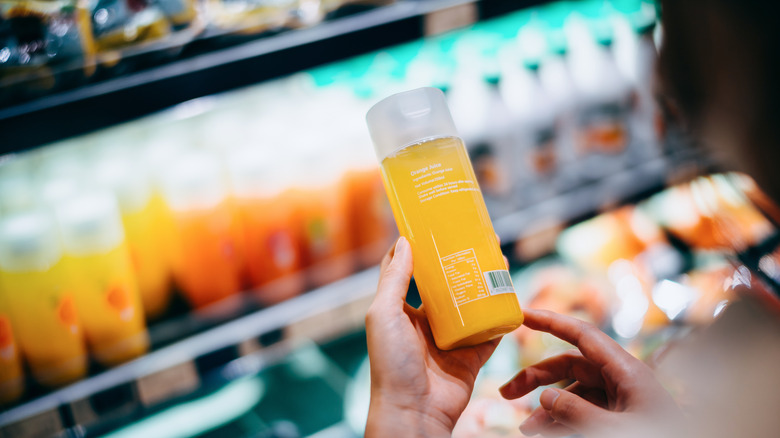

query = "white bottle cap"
[
  {"left": 0, "top": 210, "right": 62, "bottom": 272},
  {"left": 366, "top": 87, "right": 459, "bottom": 162},
  {"left": 159, "top": 151, "right": 227, "bottom": 211},
  {"left": 55, "top": 191, "right": 125, "bottom": 256}
]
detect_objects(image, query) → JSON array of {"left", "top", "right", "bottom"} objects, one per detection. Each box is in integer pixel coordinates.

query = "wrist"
[{"left": 365, "top": 392, "right": 453, "bottom": 438}]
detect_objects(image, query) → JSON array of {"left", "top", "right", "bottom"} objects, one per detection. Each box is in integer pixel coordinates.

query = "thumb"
[
  {"left": 539, "top": 388, "right": 613, "bottom": 433},
  {"left": 375, "top": 237, "right": 413, "bottom": 310}
]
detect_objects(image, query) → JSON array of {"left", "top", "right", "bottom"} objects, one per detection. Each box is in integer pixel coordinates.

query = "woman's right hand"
[{"left": 500, "top": 309, "right": 685, "bottom": 438}]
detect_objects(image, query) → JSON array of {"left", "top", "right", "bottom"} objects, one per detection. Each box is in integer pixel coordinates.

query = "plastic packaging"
[
  {"left": 366, "top": 87, "right": 524, "bottom": 350},
  {"left": 159, "top": 151, "right": 244, "bottom": 308},
  {"left": 0, "top": 210, "right": 88, "bottom": 386},
  {"left": 92, "top": 147, "right": 173, "bottom": 320},
  {"left": 55, "top": 191, "right": 148, "bottom": 367},
  {"left": 226, "top": 145, "right": 304, "bottom": 304},
  {"left": 0, "top": 290, "right": 24, "bottom": 404}
]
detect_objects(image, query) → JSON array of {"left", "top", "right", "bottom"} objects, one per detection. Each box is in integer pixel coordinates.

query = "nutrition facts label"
[{"left": 441, "top": 249, "right": 489, "bottom": 306}]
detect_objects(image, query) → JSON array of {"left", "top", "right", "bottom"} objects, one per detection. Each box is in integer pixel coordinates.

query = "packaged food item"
[
  {"left": 55, "top": 191, "right": 148, "bottom": 367},
  {"left": 88, "top": 0, "right": 171, "bottom": 52},
  {"left": 92, "top": 147, "right": 173, "bottom": 320},
  {"left": 366, "top": 87, "right": 524, "bottom": 350},
  {"left": 227, "top": 146, "right": 304, "bottom": 305},
  {"left": 0, "top": 210, "right": 88, "bottom": 386},
  {"left": 204, "top": 0, "right": 296, "bottom": 33},
  {"left": 0, "top": 289, "right": 24, "bottom": 404},
  {"left": 160, "top": 151, "right": 244, "bottom": 308},
  {"left": 0, "top": 0, "right": 96, "bottom": 104}
]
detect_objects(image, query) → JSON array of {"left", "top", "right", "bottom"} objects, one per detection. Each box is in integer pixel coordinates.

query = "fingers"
[
  {"left": 499, "top": 350, "right": 604, "bottom": 400},
  {"left": 521, "top": 309, "right": 636, "bottom": 379},
  {"left": 368, "top": 237, "right": 414, "bottom": 321},
  {"left": 537, "top": 388, "right": 613, "bottom": 434}
]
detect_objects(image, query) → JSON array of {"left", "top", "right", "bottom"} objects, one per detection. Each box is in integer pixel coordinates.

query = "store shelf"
[
  {"left": 0, "top": 267, "right": 379, "bottom": 438},
  {"left": 0, "top": 0, "right": 542, "bottom": 154}
]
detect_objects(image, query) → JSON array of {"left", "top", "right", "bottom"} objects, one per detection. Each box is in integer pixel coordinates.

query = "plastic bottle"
[
  {"left": 55, "top": 191, "right": 149, "bottom": 367},
  {"left": 0, "top": 210, "right": 88, "bottom": 386},
  {"left": 159, "top": 151, "right": 244, "bottom": 308},
  {"left": 0, "top": 286, "right": 24, "bottom": 403},
  {"left": 226, "top": 144, "right": 305, "bottom": 305},
  {"left": 366, "top": 87, "right": 524, "bottom": 350},
  {"left": 92, "top": 146, "right": 173, "bottom": 320}
]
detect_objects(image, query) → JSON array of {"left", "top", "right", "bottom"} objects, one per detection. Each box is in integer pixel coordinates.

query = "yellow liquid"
[
  {"left": 64, "top": 244, "right": 149, "bottom": 367},
  {"left": 0, "top": 301, "right": 24, "bottom": 403},
  {"left": 123, "top": 195, "right": 173, "bottom": 320},
  {"left": 0, "top": 261, "right": 87, "bottom": 387},
  {"left": 381, "top": 136, "right": 524, "bottom": 350}
]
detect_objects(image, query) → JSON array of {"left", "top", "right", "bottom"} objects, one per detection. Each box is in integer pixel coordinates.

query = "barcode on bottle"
[{"left": 483, "top": 270, "right": 515, "bottom": 295}]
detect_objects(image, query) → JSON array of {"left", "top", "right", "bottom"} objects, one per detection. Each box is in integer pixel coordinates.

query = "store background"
[{"left": 2, "top": 0, "right": 779, "bottom": 436}]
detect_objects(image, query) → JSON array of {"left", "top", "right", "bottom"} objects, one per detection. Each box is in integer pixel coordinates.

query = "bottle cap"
[
  {"left": 0, "top": 210, "right": 62, "bottom": 272},
  {"left": 55, "top": 190, "right": 125, "bottom": 256},
  {"left": 366, "top": 87, "right": 458, "bottom": 162}
]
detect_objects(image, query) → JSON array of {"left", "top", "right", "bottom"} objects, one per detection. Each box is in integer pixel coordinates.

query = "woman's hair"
[{"left": 658, "top": 0, "right": 780, "bottom": 199}]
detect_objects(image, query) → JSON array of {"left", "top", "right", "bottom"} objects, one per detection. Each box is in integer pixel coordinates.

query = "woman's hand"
[
  {"left": 365, "top": 237, "right": 500, "bottom": 437},
  {"left": 500, "top": 309, "right": 685, "bottom": 438}
]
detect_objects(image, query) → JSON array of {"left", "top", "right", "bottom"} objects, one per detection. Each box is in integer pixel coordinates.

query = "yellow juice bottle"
[
  {"left": 93, "top": 153, "right": 173, "bottom": 320},
  {"left": 366, "top": 87, "right": 524, "bottom": 350},
  {"left": 0, "top": 290, "right": 24, "bottom": 404},
  {"left": 56, "top": 192, "right": 149, "bottom": 367},
  {"left": 0, "top": 211, "right": 87, "bottom": 387}
]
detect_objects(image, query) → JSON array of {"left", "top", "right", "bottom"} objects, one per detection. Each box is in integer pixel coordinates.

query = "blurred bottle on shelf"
[
  {"left": 293, "top": 134, "right": 354, "bottom": 288},
  {"left": 227, "top": 143, "right": 305, "bottom": 305},
  {"left": 204, "top": 0, "right": 298, "bottom": 33},
  {"left": 160, "top": 150, "right": 245, "bottom": 308},
  {"left": 0, "top": 286, "right": 24, "bottom": 404},
  {"left": 91, "top": 143, "right": 173, "bottom": 320},
  {"left": 55, "top": 191, "right": 148, "bottom": 367},
  {"left": 0, "top": 210, "right": 88, "bottom": 387},
  {"left": 566, "top": 5, "right": 634, "bottom": 179}
]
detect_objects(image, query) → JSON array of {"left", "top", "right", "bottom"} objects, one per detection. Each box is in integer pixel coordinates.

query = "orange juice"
[
  {"left": 93, "top": 152, "right": 174, "bottom": 320},
  {"left": 367, "top": 88, "right": 523, "bottom": 350},
  {"left": 227, "top": 147, "right": 304, "bottom": 305},
  {"left": 121, "top": 195, "right": 173, "bottom": 319},
  {"left": 0, "top": 298, "right": 24, "bottom": 404},
  {"left": 161, "top": 152, "right": 244, "bottom": 308},
  {"left": 168, "top": 202, "right": 244, "bottom": 308},
  {"left": 0, "top": 212, "right": 87, "bottom": 387},
  {"left": 236, "top": 194, "right": 303, "bottom": 304},
  {"left": 296, "top": 183, "right": 353, "bottom": 288},
  {"left": 56, "top": 192, "right": 149, "bottom": 367},
  {"left": 343, "top": 167, "right": 394, "bottom": 267}
]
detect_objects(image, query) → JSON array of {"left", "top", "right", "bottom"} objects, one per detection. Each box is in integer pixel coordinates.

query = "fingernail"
[
  {"left": 395, "top": 236, "right": 409, "bottom": 259},
  {"left": 540, "top": 388, "right": 559, "bottom": 410}
]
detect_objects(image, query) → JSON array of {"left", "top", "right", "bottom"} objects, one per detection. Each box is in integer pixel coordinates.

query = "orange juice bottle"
[
  {"left": 0, "top": 211, "right": 87, "bottom": 387},
  {"left": 366, "top": 87, "right": 524, "bottom": 350},
  {"left": 56, "top": 192, "right": 149, "bottom": 367},
  {"left": 160, "top": 152, "right": 244, "bottom": 309},
  {"left": 0, "top": 288, "right": 24, "bottom": 404},
  {"left": 93, "top": 152, "right": 173, "bottom": 320},
  {"left": 293, "top": 142, "right": 354, "bottom": 288},
  {"left": 227, "top": 147, "right": 304, "bottom": 305}
]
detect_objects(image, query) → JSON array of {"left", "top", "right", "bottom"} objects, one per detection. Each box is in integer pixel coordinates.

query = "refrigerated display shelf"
[
  {"left": 0, "top": 267, "right": 379, "bottom": 438},
  {"left": 0, "top": 0, "right": 542, "bottom": 154}
]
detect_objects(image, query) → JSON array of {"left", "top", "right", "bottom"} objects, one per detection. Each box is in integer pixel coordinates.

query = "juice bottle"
[
  {"left": 93, "top": 151, "right": 172, "bottom": 320},
  {"left": 0, "top": 211, "right": 87, "bottom": 387},
  {"left": 294, "top": 143, "right": 354, "bottom": 289},
  {"left": 56, "top": 192, "right": 149, "bottom": 367},
  {"left": 0, "top": 288, "right": 24, "bottom": 404},
  {"left": 159, "top": 151, "right": 244, "bottom": 308},
  {"left": 366, "top": 87, "right": 524, "bottom": 350},
  {"left": 227, "top": 146, "right": 304, "bottom": 305}
]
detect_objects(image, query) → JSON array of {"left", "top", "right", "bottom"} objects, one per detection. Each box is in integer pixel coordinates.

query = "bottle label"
[{"left": 441, "top": 249, "right": 515, "bottom": 306}]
